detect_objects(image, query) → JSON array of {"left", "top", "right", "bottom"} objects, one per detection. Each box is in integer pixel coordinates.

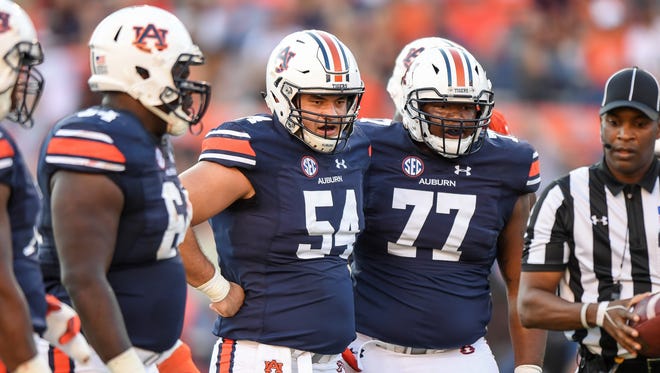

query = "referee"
[{"left": 518, "top": 66, "right": 660, "bottom": 373}]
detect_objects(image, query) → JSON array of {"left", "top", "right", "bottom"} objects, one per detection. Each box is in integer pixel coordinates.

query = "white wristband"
[
  {"left": 14, "top": 355, "right": 50, "bottom": 373},
  {"left": 107, "top": 347, "right": 145, "bottom": 373},
  {"left": 514, "top": 364, "right": 543, "bottom": 373},
  {"left": 596, "top": 301, "right": 609, "bottom": 327},
  {"left": 195, "top": 269, "right": 230, "bottom": 302},
  {"left": 580, "top": 303, "right": 591, "bottom": 329}
]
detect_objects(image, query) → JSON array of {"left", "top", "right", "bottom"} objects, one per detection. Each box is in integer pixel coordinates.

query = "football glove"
[{"left": 42, "top": 294, "right": 91, "bottom": 363}]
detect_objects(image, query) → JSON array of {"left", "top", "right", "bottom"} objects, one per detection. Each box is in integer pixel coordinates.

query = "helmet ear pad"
[
  {"left": 264, "top": 29, "right": 364, "bottom": 153},
  {"left": 87, "top": 5, "right": 210, "bottom": 135}
]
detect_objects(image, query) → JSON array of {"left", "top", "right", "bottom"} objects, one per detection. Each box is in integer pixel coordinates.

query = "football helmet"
[
  {"left": 387, "top": 37, "right": 463, "bottom": 119},
  {"left": 0, "top": 0, "right": 44, "bottom": 128},
  {"left": 264, "top": 29, "right": 364, "bottom": 153},
  {"left": 402, "top": 46, "right": 493, "bottom": 158},
  {"left": 88, "top": 5, "right": 210, "bottom": 136}
]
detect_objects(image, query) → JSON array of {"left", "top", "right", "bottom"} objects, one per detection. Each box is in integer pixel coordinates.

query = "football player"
[
  {"left": 344, "top": 46, "right": 546, "bottom": 372},
  {"left": 36, "top": 6, "right": 209, "bottom": 372},
  {"left": 0, "top": 1, "right": 90, "bottom": 372},
  {"left": 387, "top": 37, "right": 512, "bottom": 136},
  {"left": 177, "top": 29, "right": 369, "bottom": 372}
]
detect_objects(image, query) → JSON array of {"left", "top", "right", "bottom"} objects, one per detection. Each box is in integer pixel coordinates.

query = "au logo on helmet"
[
  {"left": 132, "top": 23, "right": 168, "bottom": 53},
  {"left": 0, "top": 11, "right": 9, "bottom": 33},
  {"left": 275, "top": 46, "right": 295, "bottom": 73},
  {"left": 403, "top": 47, "right": 425, "bottom": 73}
]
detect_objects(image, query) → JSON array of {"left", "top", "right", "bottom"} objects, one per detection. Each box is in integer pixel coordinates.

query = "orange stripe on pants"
[
  {"left": 218, "top": 338, "right": 235, "bottom": 373},
  {"left": 50, "top": 346, "right": 74, "bottom": 373},
  {"left": 157, "top": 342, "right": 200, "bottom": 373}
]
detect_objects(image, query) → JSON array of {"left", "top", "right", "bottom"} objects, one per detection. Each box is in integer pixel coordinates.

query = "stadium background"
[{"left": 10, "top": 0, "right": 660, "bottom": 371}]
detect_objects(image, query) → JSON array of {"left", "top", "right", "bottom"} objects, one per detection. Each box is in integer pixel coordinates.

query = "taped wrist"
[
  {"left": 514, "top": 364, "right": 543, "bottom": 373},
  {"left": 580, "top": 303, "right": 591, "bottom": 329},
  {"left": 14, "top": 355, "right": 50, "bottom": 373},
  {"left": 195, "top": 269, "right": 230, "bottom": 302},
  {"left": 107, "top": 348, "right": 145, "bottom": 373},
  {"left": 596, "top": 301, "right": 610, "bottom": 327}
]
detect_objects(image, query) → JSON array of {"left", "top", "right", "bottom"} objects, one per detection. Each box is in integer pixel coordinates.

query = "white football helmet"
[
  {"left": 387, "top": 37, "right": 464, "bottom": 119},
  {"left": 264, "top": 29, "right": 364, "bottom": 153},
  {"left": 402, "top": 46, "right": 493, "bottom": 158},
  {"left": 88, "top": 5, "right": 210, "bottom": 136},
  {"left": 0, "top": 0, "right": 44, "bottom": 128}
]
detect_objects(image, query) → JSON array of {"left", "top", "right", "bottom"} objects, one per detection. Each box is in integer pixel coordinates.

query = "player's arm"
[
  {"left": 497, "top": 193, "right": 546, "bottom": 370},
  {"left": 0, "top": 184, "right": 42, "bottom": 371},
  {"left": 50, "top": 170, "right": 130, "bottom": 364},
  {"left": 179, "top": 161, "right": 252, "bottom": 316}
]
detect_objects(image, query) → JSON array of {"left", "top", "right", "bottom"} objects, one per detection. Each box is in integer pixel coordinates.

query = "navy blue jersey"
[
  {"left": 199, "top": 115, "right": 371, "bottom": 354},
  {"left": 353, "top": 119, "right": 540, "bottom": 349},
  {"left": 37, "top": 107, "right": 191, "bottom": 352},
  {"left": 0, "top": 126, "right": 46, "bottom": 334}
]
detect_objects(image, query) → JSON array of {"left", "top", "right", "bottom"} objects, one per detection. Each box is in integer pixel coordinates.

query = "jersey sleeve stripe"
[
  {"left": 0, "top": 158, "right": 13, "bottom": 170},
  {"left": 199, "top": 152, "right": 256, "bottom": 166},
  {"left": 529, "top": 159, "right": 540, "bottom": 178},
  {"left": 54, "top": 128, "right": 114, "bottom": 143},
  {"left": 44, "top": 155, "right": 126, "bottom": 172},
  {"left": 46, "top": 137, "right": 126, "bottom": 164},
  {"left": 526, "top": 152, "right": 541, "bottom": 187},
  {"left": 207, "top": 129, "right": 251, "bottom": 138},
  {"left": 202, "top": 137, "right": 256, "bottom": 157},
  {"left": 526, "top": 177, "right": 541, "bottom": 186},
  {"left": 0, "top": 138, "right": 15, "bottom": 159}
]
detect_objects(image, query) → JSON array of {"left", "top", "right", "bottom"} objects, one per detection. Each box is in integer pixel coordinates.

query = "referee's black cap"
[{"left": 600, "top": 66, "right": 660, "bottom": 121}]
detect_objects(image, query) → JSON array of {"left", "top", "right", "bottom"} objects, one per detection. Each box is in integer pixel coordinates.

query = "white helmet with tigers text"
[
  {"left": 387, "top": 37, "right": 464, "bottom": 119},
  {"left": 0, "top": 0, "right": 44, "bottom": 127},
  {"left": 88, "top": 5, "right": 210, "bottom": 135},
  {"left": 264, "top": 29, "right": 364, "bottom": 153},
  {"left": 402, "top": 46, "right": 493, "bottom": 158}
]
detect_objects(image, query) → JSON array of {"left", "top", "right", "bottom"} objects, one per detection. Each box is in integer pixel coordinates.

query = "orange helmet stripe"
[
  {"left": 449, "top": 48, "right": 466, "bottom": 87},
  {"left": 307, "top": 30, "right": 349, "bottom": 82}
]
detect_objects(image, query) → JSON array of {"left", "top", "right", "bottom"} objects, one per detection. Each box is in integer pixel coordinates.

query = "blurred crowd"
[{"left": 9, "top": 0, "right": 660, "bottom": 372}]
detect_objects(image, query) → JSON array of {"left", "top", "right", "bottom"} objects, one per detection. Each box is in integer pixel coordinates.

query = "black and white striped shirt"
[{"left": 522, "top": 159, "right": 660, "bottom": 359}]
